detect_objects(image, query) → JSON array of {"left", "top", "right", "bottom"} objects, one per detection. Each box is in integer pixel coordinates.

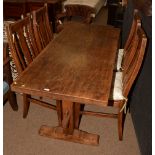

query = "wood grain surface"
[{"left": 12, "top": 22, "right": 120, "bottom": 106}]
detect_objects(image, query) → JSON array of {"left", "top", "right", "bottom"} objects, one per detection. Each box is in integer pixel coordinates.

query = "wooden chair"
[
  {"left": 64, "top": 4, "right": 94, "bottom": 24},
  {"left": 3, "top": 43, "right": 18, "bottom": 111},
  {"left": 115, "top": 9, "right": 141, "bottom": 71},
  {"left": 32, "top": 4, "right": 53, "bottom": 52},
  {"left": 55, "top": 4, "right": 94, "bottom": 33},
  {"left": 6, "top": 16, "right": 39, "bottom": 74},
  {"left": 78, "top": 25, "right": 147, "bottom": 140},
  {"left": 6, "top": 16, "right": 61, "bottom": 120}
]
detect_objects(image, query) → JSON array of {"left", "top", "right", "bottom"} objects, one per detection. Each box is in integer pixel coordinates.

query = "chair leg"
[
  {"left": 118, "top": 103, "right": 124, "bottom": 141},
  {"left": 74, "top": 103, "right": 81, "bottom": 129},
  {"left": 23, "top": 94, "right": 30, "bottom": 118},
  {"left": 8, "top": 89, "right": 18, "bottom": 111},
  {"left": 56, "top": 100, "right": 62, "bottom": 126}
]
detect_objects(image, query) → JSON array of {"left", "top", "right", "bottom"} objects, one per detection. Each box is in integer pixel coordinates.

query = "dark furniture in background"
[
  {"left": 3, "top": 0, "right": 63, "bottom": 32},
  {"left": 107, "top": 0, "right": 125, "bottom": 28},
  {"left": 107, "top": 0, "right": 126, "bottom": 47},
  {"left": 4, "top": 1, "right": 26, "bottom": 20},
  {"left": 122, "top": 0, "right": 152, "bottom": 154}
]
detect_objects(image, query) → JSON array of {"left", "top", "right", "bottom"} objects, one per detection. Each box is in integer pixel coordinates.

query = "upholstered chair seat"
[
  {"left": 110, "top": 72, "right": 124, "bottom": 100},
  {"left": 115, "top": 49, "right": 124, "bottom": 71}
]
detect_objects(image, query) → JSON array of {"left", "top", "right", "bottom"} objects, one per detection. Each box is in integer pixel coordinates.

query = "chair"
[
  {"left": 32, "top": 4, "right": 53, "bottom": 52},
  {"left": 3, "top": 43, "right": 18, "bottom": 111},
  {"left": 78, "top": 25, "right": 147, "bottom": 140},
  {"left": 115, "top": 9, "right": 141, "bottom": 71},
  {"left": 6, "top": 16, "right": 39, "bottom": 74},
  {"left": 55, "top": 4, "right": 94, "bottom": 33},
  {"left": 64, "top": 4, "right": 94, "bottom": 24},
  {"left": 6, "top": 16, "right": 61, "bottom": 121}
]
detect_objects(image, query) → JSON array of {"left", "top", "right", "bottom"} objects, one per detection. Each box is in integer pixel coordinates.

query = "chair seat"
[
  {"left": 3, "top": 81, "right": 9, "bottom": 95},
  {"left": 109, "top": 72, "right": 124, "bottom": 100},
  {"left": 115, "top": 49, "right": 124, "bottom": 71}
]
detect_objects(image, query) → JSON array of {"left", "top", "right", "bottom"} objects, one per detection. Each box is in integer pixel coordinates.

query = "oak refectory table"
[{"left": 11, "top": 22, "right": 120, "bottom": 145}]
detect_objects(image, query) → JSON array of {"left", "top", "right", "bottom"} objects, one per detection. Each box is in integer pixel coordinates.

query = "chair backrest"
[
  {"left": 6, "top": 16, "right": 39, "bottom": 75},
  {"left": 122, "top": 26, "right": 147, "bottom": 97},
  {"left": 121, "top": 10, "right": 141, "bottom": 72},
  {"left": 124, "top": 9, "right": 141, "bottom": 52},
  {"left": 32, "top": 3, "right": 53, "bottom": 52}
]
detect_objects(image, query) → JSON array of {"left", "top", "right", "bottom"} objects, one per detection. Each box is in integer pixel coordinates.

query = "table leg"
[
  {"left": 23, "top": 94, "right": 30, "bottom": 118},
  {"left": 39, "top": 100, "right": 99, "bottom": 145},
  {"left": 74, "top": 102, "right": 81, "bottom": 129},
  {"left": 56, "top": 100, "right": 62, "bottom": 126},
  {"left": 62, "top": 101, "right": 74, "bottom": 134},
  {"left": 56, "top": 101, "right": 81, "bottom": 129}
]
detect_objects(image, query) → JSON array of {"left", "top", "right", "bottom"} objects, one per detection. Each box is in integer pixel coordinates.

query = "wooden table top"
[{"left": 11, "top": 22, "right": 120, "bottom": 107}]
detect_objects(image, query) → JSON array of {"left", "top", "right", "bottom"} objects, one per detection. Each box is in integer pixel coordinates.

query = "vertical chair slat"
[
  {"left": 13, "top": 34, "right": 27, "bottom": 71},
  {"left": 122, "top": 30, "right": 139, "bottom": 73},
  {"left": 17, "top": 29, "right": 33, "bottom": 64},
  {"left": 24, "top": 23, "right": 39, "bottom": 58}
]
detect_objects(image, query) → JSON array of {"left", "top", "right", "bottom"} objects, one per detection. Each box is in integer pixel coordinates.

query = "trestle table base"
[{"left": 39, "top": 125, "right": 99, "bottom": 146}]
